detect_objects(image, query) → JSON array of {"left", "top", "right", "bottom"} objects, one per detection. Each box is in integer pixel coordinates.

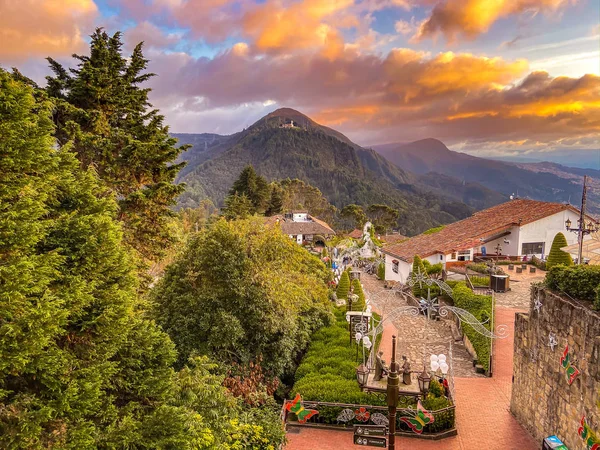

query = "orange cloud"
[
  {"left": 0, "top": 0, "right": 98, "bottom": 59},
  {"left": 416, "top": 0, "right": 574, "bottom": 42},
  {"left": 242, "top": 0, "right": 354, "bottom": 57}
]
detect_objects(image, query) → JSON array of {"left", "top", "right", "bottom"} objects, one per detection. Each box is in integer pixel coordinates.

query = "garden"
[{"left": 289, "top": 306, "right": 456, "bottom": 435}]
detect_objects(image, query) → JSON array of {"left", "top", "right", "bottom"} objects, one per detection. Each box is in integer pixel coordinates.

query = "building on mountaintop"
[
  {"left": 381, "top": 199, "right": 597, "bottom": 282},
  {"left": 265, "top": 211, "right": 335, "bottom": 246},
  {"left": 280, "top": 120, "right": 295, "bottom": 128}
]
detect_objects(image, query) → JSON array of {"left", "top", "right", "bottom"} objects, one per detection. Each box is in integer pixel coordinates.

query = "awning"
[{"left": 481, "top": 230, "right": 512, "bottom": 244}]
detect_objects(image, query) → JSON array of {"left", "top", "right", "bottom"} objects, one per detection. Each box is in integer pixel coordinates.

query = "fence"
[{"left": 283, "top": 400, "right": 456, "bottom": 436}]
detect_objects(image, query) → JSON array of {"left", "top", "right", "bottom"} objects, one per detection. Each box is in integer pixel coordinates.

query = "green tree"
[
  {"left": 277, "top": 178, "right": 337, "bottom": 224},
  {"left": 222, "top": 192, "right": 254, "bottom": 220},
  {"left": 45, "top": 28, "right": 187, "bottom": 264},
  {"left": 0, "top": 70, "right": 203, "bottom": 448},
  {"left": 547, "top": 232, "right": 573, "bottom": 269},
  {"left": 410, "top": 255, "right": 433, "bottom": 298},
  {"left": 367, "top": 204, "right": 400, "bottom": 234},
  {"left": 340, "top": 204, "right": 367, "bottom": 231},
  {"left": 337, "top": 270, "right": 351, "bottom": 300},
  {"left": 378, "top": 262, "right": 385, "bottom": 280},
  {"left": 151, "top": 217, "right": 332, "bottom": 375},
  {"left": 227, "top": 165, "right": 270, "bottom": 214},
  {"left": 351, "top": 278, "right": 366, "bottom": 311},
  {"left": 265, "top": 182, "right": 284, "bottom": 216}
]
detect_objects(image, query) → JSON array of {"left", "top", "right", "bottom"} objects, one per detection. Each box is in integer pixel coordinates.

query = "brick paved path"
[{"left": 286, "top": 273, "right": 539, "bottom": 450}]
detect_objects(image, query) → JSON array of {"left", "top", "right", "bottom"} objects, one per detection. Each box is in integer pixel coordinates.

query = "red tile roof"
[
  {"left": 348, "top": 229, "right": 363, "bottom": 239},
  {"left": 382, "top": 199, "right": 589, "bottom": 262}
]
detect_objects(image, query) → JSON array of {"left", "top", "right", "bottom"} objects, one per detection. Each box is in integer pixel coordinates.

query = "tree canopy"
[
  {"left": 45, "top": 28, "right": 187, "bottom": 264},
  {"left": 151, "top": 217, "right": 332, "bottom": 375},
  {"left": 367, "top": 204, "right": 400, "bottom": 234},
  {"left": 340, "top": 204, "right": 367, "bottom": 232},
  {"left": 0, "top": 69, "right": 284, "bottom": 450}
]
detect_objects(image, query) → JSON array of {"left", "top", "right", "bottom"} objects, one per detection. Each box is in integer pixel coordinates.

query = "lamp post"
[
  {"left": 387, "top": 336, "right": 399, "bottom": 450},
  {"left": 417, "top": 364, "right": 431, "bottom": 396},
  {"left": 566, "top": 175, "right": 599, "bottom": 265}
]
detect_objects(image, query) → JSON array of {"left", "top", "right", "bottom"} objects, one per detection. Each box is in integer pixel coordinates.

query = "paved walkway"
[{"left": 286, "top": 270, "right": 544, "bottom": 449}]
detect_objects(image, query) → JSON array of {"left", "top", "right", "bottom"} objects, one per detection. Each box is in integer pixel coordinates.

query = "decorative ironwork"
[
  {"left": 370, "top": 413, "right": 389, "bottom": 426},
  {"left": 337, "top": 408, "right": 356, "bottom": 423},
  {"left": 534, "top": 295, "right": 543, "bottom": 314}
]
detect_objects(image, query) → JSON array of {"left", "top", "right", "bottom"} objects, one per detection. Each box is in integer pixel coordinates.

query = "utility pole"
[
  {"left": 577, "top": 176, "right": 588, "bottom": 265},
  {"left": 387, "top": 336, "right": 399, "bottom": 450}
]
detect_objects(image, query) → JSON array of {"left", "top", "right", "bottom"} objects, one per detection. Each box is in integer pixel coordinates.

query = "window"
[
  {"left": 392, "top": 260, "right": 399, "bottom": 274},
  {"left": 457, "top": 250, "right": 471, "bottom": 262},
  {"left": 450, "top": 252, "right": 457, "bottom": 260},
  {"left": 440, "top": 255, "right": 443, "bottom": 261},
  {"left": 522, "top": 242, "right": 544, "bottom": 255}
]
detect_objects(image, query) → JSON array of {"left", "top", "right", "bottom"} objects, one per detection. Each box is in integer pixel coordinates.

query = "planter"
[
  {"left": 508, "top": 264, "right": 514, "bottom": 270},
  {"left": 521, "top": 264, "right": 527, "bottom": 269},
  {"left": 516, "top": 267, "right": 523, "bottom": 274},
  {"left": 529, "top": 266, "right": 536, "bottom": 273}
]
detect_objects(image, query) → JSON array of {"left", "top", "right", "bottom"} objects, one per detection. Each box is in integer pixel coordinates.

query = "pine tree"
[
  {"left": 222, "top": 192, "right": 254, "bottom": 220},
  {"left": 547, "top": 232, "right": 573, "bottom": 269},
  {"left": 0, "top": 70, "right": 200, "bottom": 448},
  {"left": 45, "top": 28, "right": 187, "bottom": 264},
  {"left": 351, "top": 278, "right": 366, "bottom": 311},
  {"left": 411, "top": 255, "right": 429, "bottom": 297},
  {"left": 337, "top": 270, "right": 351, "bottom": 300},
  {"left": 228, "top": 165, "right": 270, "bottom": 214},
  {"left": 265, "top": 183, "right": 284, "bottom": 216}
]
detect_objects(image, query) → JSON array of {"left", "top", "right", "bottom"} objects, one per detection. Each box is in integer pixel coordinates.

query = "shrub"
[
  {"left": 545, "top": 265, "right": 600, "bottom": 301},
  {"left": 547, "top": 232, "right": 573, "bottom": 269},
  {"left": 337, "top": 270, "right": 351, "bottom": 299},
  {"left": 596, "top": 285, "right": 600, "bottom": 310},
  {"left": 453, "top": 283, "right": 492, "bottom": 372},
  {"left": 378, "top": 262, "right": 385, "bottom": 280},
  {"left": 467, "top": 263, "right": 489, "bottom": 274},
  {"left": 351, "top": 278, "right": 366, "bottom": 311}
]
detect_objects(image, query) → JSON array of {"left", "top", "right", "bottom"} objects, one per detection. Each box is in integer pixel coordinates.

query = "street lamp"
[
  {"left": 387, "top": 336, "right": 400, "bottom": 450},
  {"left": 356, "top": 363, "right": 369, "bottom": 386},
  {"left": 430, "top": 354, "right": 449, "bottom": 377},
  {"left": 417, "top": 364, "right": 431, "bottom": 395}
]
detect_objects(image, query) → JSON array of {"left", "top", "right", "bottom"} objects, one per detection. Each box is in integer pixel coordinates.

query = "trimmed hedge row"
[
  {"left": 545, "top": 265, "right": 600, "bottom": 302},
  {"left": 452, "top": 283, "right": 492, "bottom": 372}
]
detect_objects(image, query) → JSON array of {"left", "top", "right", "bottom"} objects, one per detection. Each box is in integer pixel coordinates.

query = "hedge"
[
  {"left": 545, "top": 265, "right": 600, "bottom": 301},
  {"left": 547, "top": 232, "right": 573, "bottom": 269},
  {"left": 337, "top": 271, "right": 350, "bottom": 299},
  {"left": 378, "top": 262, "right": 385, "bottom": 280},
  {"left": 351, "top": 279, "right": 366, "bottom": 311},
  {"left": 452, "top": 283, "right": 492, "bottom": 371}
]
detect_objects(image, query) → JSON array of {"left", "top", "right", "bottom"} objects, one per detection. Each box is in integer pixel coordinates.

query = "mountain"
[
  {"left": 174, "top": 109, "right": 499, "bottom": 235},
  {"left": 373, "top": 139, "right": 599, "bottom": 214}
]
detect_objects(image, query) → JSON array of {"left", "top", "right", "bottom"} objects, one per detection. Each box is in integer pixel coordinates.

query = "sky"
[{"left": 0, "top": 0, "right": 599, "bottom": 161}]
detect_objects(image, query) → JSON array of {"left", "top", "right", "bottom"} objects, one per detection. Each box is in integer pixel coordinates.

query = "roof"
[
  {"left": 382, "top": 199, "right": 592, "bottom": 262},
  {"left": 348, "top": 229, "right": 363, "bottom": 239},
  {"left": 265, "top": 214, "right": 335, "bottom": 236},
  {"left": 380, "top": 233, "right": 407, "bottom": 246}
]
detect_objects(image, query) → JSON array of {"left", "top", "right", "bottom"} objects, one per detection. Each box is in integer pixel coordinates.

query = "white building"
[
  {"left": 381, "top": 199, "right": 596, "bottom": 283},
  {"left": 266, "top": 211, "right": 335, "bottom": 245}
]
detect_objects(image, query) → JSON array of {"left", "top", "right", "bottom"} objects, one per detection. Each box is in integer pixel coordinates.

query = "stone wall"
[{"left": 511, "top": 285, "right": 600, "bottom": 449}]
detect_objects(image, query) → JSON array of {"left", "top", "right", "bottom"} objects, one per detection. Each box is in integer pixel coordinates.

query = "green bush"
[
  {"left": 547, "top": 232, "right": 573, "bottom": 269},
  {"left": 595, "top": 285, "right": 600, "bottom": 310},
  {"left": 351, "top": 278, "right": 366, "bottom": 311},
  {"left": 453, "top": 283, "right": 492, "bottom": 372},
  {"left": 545, "top": 265, "right": 600, "bottom": 301},
  {"left": 378, "top": 262, "right": 385, "bottom": 280},
  {"left": 467, "top": 263, "right": 489, "bottom": 274},
  {"left": 337, "top": 270, "right": 350, "bottom": 299}
]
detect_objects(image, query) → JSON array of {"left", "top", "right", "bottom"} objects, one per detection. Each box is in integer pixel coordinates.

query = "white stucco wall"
[
  {"left": 384, "top": 254, "right": 411, "bottom": 282},
  {"left": 425, "top": 254, "right": 444, "bottom": 265},
  {"left": 293, "top": 213, "right": 308, "bottom": 222},
  {"left": 472, "top": 225, "right": 520, "bottom": 257},
  {"left": 518, "top": 210, "right": 584, "bottom": 258}
]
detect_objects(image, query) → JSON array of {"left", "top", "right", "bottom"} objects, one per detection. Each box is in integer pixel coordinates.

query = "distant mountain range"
[
  {"left": 373, "top": 139, "right": 599, "bottom": 214},
  {"left": 173, "top": 109, "right": 510, "bottom": 235},
  {"left": 171, "top": 108, "right": 597, "bottom": 236}
]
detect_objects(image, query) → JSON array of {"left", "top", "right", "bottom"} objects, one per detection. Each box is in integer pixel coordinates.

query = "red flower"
[{"left": 355, "top": 407, "right": 370, "bottom": 422}]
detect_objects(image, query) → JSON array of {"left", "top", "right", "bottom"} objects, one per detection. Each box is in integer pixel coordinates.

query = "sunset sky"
[{"left": 1, "top": 0, "right": 599, "bottom": 159}]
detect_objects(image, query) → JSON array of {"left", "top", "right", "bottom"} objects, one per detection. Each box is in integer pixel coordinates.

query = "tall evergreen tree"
[
  {"left": 227, "top": 166, "right": 270, "bottom": 214},
  {"left": 45, "top": 28, "right": 187, "bottom": 263},
  {"left": 265, "top": 183, "right": 284, "bottom": 216}
]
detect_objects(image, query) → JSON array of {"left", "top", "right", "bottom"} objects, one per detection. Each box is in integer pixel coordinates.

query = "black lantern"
[
  {"left": 356, "top": 363, "right": 369, "bottom": 386},
  {"left": 565, "top": 218, "right": 572, "bottom": 230},
  {"left": 417, "top": 364, "right": 431, "bottom": 394}
]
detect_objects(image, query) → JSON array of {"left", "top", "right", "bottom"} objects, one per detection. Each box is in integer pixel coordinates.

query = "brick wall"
[{"left": 511, "top": 285, "right": 600, "bottom": 448}]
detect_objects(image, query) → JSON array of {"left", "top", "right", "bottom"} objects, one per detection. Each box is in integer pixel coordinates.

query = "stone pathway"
[
  {"left": 286, "top": 271, "right": 542, "bottom": 450},
  {"left": 361, "top": 274, "right": 481, "bottom": 378},
  {"left": 493, "top": 269, "right": 546, "bottom": 308}
]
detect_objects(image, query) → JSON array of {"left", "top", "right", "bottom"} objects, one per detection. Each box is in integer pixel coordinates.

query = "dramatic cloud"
[
  {"left": 0, "top": 0, "right": 98, "bottom": 60},
  {"left": 415, "top": 0, "right": 574, "bottom": 42},
  {"left": 145, "top": 42, "right": 598, "bottom": 147}
]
